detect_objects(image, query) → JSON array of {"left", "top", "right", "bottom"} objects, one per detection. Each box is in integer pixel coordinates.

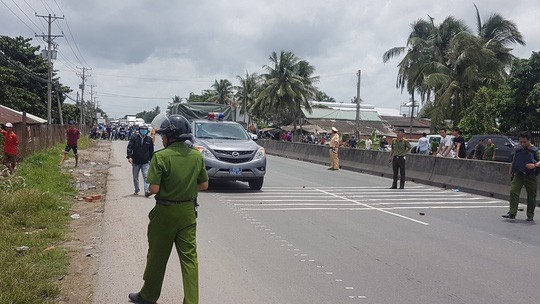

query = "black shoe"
[
  {"left": 144, "top": 192, "right": 151, "bottom": 197},
  {"left": 526, "top": 217, "right": 534, "bottom": 222},
  {"left": 399, "top": 187, "right": 404, "bottom": 189},
  {"left": 502, "top": 213, "right": 516, "bottom": 219},
  {"left": 389, "top": 186, "right": 397, "bottom": 189},
  {"left": 128, "top": 292, "right": 155, "bottom": 304}
]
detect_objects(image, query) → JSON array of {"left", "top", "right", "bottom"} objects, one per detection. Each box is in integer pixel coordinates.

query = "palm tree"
[
  {"left": 211, "top": 79, "right": 233, "bottom": 105},
  {"left": 474, "top": 4, "right": 525, "bottom": 65},
  {"left": 384, "top": 7, "right": 525, "bottom": 126},
  {"left": 235, "top": 71, "right": 260, "bottom": 123},
  {"left": 255, "top": 51, "right": 316, "bottom": 141}
]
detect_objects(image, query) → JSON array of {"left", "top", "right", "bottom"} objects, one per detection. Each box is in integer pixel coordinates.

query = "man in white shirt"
[
  {"left": 417, "top": 132, "right": 430, "bottom": 154},
  {"left": 365, "top": 138, "right": 372, "bottom": 150},
  {"left": 436, "top": 128, "right": 452, "bottom": 157}
]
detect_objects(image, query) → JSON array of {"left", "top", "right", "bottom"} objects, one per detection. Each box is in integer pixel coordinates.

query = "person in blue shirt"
[{"left": 503, "top": 131, "right": 540, "bottom": 221}]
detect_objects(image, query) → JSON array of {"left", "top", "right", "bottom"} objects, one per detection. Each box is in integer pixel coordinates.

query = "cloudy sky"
[{"left": 1, "top": 0, "right": 538, "bottom": 118}]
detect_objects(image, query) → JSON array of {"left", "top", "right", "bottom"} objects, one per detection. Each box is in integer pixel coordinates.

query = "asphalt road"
[{"left": 94, "top": 140, "right": 540, "bottom": 304}]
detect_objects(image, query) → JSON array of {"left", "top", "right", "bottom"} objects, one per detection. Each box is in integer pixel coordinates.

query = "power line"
[
  {"left": 9, "top": 0, "right": 43, "bottom": 33},
  {"left": 92, "top": 73, "right": 211, "bottom": 83},
  {"left": 21, "top": 0, "right": 48, "bottom": 32},
  {"left": 52, "top": 0, "right": 90, "bottom": 67},
  {"left": 56, "top": 50, "right": 78, "bottom": 71},
  {"left": 0, "top": 51, "right": 48, "bottom": 83},
  {"left": 96, "top": 92, "right": 172, "bottom": 100},
  {"left": 0, "top": 0, "right": 36, "bottom": 34},
  {"left": 39, "top": 0, "right": 54, "bottom": 14},
  {"left": 55, "top": 22, "right": 85, "bottom": 66}
]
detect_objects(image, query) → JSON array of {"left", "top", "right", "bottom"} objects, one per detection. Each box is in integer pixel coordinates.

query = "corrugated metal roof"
[
  {"left": 0, "top": 105, "right": 47, "bottom": 124},
  {"left": 303, "top": 108, "right": 381, "bottom": 121},
  {"left": 305, "top": 119, "right": 396, "bottom": 137}
]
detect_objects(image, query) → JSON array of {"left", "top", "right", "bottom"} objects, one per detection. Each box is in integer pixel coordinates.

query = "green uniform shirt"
[
  {"left": 147, "top": 142, "right": 208, "bottom": 202},
  {"left": 483, "top": 144, "right": 496, "bottom": 160},
  {"left": 390, "top": 138, "right": 412, "bottom": 157}
]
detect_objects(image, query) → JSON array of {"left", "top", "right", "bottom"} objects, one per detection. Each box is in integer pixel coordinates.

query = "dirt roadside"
[{"left": 57, "top": 140, "right": 113, "bottom": 304}]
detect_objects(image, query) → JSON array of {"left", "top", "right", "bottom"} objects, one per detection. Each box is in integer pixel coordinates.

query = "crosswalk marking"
[{"left": 217, "top": 186, "right": 508, "bottom": 219}]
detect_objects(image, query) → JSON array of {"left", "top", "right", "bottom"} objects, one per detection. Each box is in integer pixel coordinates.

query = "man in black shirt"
[
  {"left": 452, "top": 127, "right": 466, "bottom": 159},
  {"left": 127, "top": 125, "right": 155, "bottom": 197}
]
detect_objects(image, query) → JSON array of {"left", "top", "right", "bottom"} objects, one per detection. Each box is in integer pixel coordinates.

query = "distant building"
[
  {"left": 380, "top": 115, "right": 432, "bottom": 139},
  {"left": 282, "top": 103, "right": 395, "bottom": 138}
]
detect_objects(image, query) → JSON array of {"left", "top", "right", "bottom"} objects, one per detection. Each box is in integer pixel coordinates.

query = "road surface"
[{"left": 94, "top": 140, "right": 540, "bottom": 303}]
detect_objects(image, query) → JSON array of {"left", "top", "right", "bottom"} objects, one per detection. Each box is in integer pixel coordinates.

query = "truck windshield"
[{"left": 195, "top": 122, "right": 250, "bottom": 140}]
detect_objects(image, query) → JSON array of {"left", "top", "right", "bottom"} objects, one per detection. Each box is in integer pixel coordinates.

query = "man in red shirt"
[
  {"left": 1, "top": 122, "right": 19, "bottom": 175},
  {"left": 60, "top": 121, "right": 81, "bottom": 167}
]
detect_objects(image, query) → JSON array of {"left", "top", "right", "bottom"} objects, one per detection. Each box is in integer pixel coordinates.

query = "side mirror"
[{"left": 251, "top": 134, "right": 258, "bottom": 141}]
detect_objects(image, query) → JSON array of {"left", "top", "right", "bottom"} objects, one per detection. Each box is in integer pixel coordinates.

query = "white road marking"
[
  {"left": 317, "top": 188, "right": 431, "bottom": 225},
  {"left": 239, "top": 205, "right": 507, "bottom": 211}
]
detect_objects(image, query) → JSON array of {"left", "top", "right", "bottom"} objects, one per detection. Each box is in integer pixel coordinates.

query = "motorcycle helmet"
[{"left": 151, "top": 113, "right": 191, "bottom": 141}]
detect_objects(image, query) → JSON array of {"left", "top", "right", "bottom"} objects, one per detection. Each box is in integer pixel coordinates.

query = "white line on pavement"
[{"left": 315, "top": 188, "right": 430, "bottom": 226}]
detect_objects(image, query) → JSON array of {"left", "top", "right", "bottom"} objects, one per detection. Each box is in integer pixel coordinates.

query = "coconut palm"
[
  {"left": 235, "top": 72, "right": 260, "bottom": 123},
  {"left": 255, "top": 51, "right": 316, "bottom": 141},
  {"left": 211, "top": 79, "right": 233, "bottom": 105},
  {"left": 474, "top": 4, "right": 525, "bottom": 65}
]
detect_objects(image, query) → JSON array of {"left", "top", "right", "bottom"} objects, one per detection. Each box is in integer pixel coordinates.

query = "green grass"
[{"left": 0, "top": 143, "right": 81, "bottom": 304}]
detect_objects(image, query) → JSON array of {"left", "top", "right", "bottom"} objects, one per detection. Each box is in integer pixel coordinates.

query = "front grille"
[
  {"left": 217, "top": 157, "right": 252, "bottom": 164},
  {"left": 214, "top": 150, "right": 254, "bottom": 156}
]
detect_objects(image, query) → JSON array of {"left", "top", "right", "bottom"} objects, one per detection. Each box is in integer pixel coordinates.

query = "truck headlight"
[
  {"left": 253, "top": 147, "right": 266, "bottom": 160},
  {"left": 194, "top": 146, "right": 217, "bottom": 160}
]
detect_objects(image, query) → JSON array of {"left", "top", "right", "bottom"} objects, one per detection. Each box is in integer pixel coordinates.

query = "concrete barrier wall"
[{"left": 259, "top": 140, "right": 531, "bottom": 202}]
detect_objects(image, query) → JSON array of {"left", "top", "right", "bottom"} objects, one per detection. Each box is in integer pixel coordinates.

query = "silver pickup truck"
[{"left": 191, "top": 118, "right": 266, "bottom": 190}]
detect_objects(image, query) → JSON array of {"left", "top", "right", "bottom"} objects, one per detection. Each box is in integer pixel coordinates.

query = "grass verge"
[{"left": 0, "top": 138, "right": 90, "bottom": 303}]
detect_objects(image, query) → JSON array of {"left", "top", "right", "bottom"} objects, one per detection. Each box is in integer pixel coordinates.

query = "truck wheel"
[{"left": 249, "top": 178, "right": 264, "bottom": 190}]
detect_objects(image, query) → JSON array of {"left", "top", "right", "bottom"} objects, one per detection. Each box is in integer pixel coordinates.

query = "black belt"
[
  {"left": 393, "top": 156, "right": 405, "bottom": 158},
  {"left": 156, "top": 199, "right": 194, "bottom": 206}
]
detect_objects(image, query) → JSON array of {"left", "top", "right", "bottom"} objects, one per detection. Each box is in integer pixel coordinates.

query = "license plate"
[{"left": 229, "top": 168, "right": 242, "bottom": 176}]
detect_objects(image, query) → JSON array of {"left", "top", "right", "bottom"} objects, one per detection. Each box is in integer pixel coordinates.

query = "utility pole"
[
  {"left": 77, "top": 67, "right": 91, "bottom": 125},
  {"left": 76, "top": 91, "right": 81, "bottom": 123},
  {"left": 89, "top": 85, "right": 97, "bottom": 124},
  {"left": 355, "top": 69, "right": 361, "bottom": 139},
  {"left": 56, "top": 83, "right": 64, "bottom": 125},
  {"left": 36, "top": 14, "right": 63, "bottom": 124}
]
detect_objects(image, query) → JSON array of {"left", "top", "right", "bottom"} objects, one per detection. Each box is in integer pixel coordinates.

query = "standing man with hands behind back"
[
  {"left": 388, "top": 128, "right": 411, "bottom": 189},
  {"left": 328, "top": 127, "right": 340, "bottom": 170},
  {"left": 129, "top": 114, "right": 208, "bottom": 304},
  {"left": 127, "top": 125, "right": 154, "bottom": 197}
]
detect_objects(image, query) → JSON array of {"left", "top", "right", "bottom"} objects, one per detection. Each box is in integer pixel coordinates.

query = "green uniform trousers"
[
  {"left": 140, "top": 203, "right": 198, "bottom": 304},
  {"left": 509, "top": 174, "right": 537, "bottom": 219}
]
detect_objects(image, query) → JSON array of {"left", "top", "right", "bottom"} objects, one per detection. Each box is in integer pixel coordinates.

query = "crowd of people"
[{"left": 89, "top": 124, "right": 156, "bottom": 142}]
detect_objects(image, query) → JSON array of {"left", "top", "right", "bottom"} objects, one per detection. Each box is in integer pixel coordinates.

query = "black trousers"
[{"left": 392, "top": 156, "right": 406, "bottom": 188}]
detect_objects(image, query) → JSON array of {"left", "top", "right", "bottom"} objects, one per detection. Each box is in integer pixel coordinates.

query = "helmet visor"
[{"left": 150, "top": 113, "right": 169, "bottom": 133}]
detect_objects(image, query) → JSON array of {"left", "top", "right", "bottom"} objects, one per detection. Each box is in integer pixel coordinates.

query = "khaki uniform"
[
  {"left": 329, "top": 133, "right": 340, "bottom": 169},
  {"left": 139, "top": 142, "right": 208, "bottom": 304}
]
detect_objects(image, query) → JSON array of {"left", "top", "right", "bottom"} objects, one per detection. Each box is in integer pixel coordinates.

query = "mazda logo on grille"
[{"left": 231, "top": 151, "right": 240, "bottom": 158}]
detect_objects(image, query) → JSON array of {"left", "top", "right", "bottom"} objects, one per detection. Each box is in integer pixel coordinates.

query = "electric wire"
[
  {"left": 0, "top": 0, "right": 37, "bottom": 34},
  {"left": 39, "top": 0, "right": 54, "bottom": 14},
  {"left": 53, "top": 0, "right": 90, "bottom": 67},
  {"left": 21, "top": 0, "right": 48, "bottom": 32},
  {"left": 54, "top": 22, "right": 85, "bottom": 67},
  {"left": 9, "top": 0, "right": 43, "bottom": 33},
  {"left": 96, "top": 91, "right": 172, "bottom": 100}
]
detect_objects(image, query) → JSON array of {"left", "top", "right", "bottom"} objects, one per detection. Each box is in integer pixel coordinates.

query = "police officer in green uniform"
[
  {"left": 502, "top": 131, "right": 540, "bottom": 221},
  {"left": 129, "top": 114, "right": 209, "bottom": 304},
  {"left": 388, "top": 128, "right": 412, "bottom": 189}
]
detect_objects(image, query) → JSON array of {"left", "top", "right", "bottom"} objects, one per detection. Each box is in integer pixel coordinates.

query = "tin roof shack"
[
  {"left": 0, "top": 105, "right": 47, "bottom": 125},
  {"left": 291, "top": 107, "right": 395, "bottom": 138},
  {"left": 380, "top": 115, "right": 432, "bottom": 139}
]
